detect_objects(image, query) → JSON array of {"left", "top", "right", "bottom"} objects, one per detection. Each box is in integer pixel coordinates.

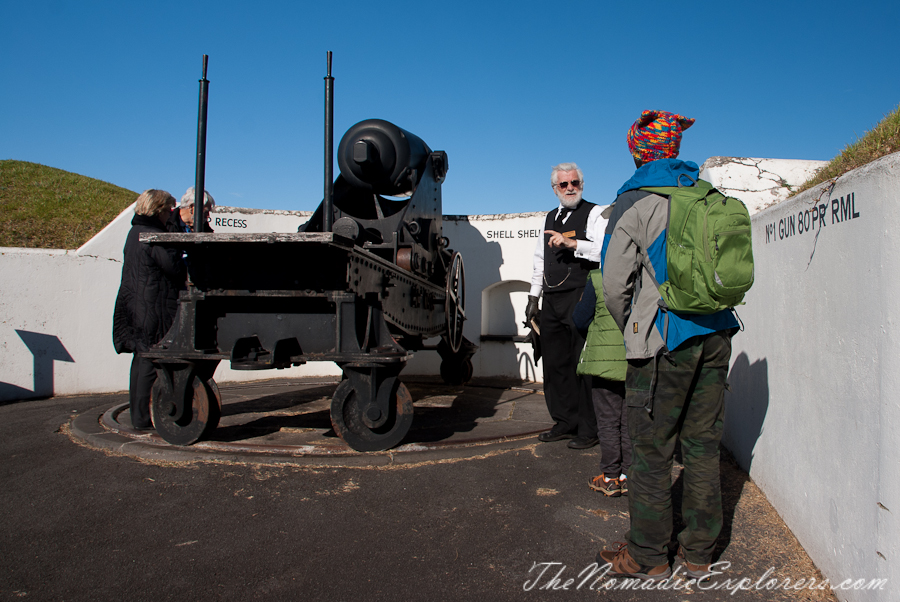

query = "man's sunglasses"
[{"left": 556, "top": 180, "right": 582, "bottom": 189}]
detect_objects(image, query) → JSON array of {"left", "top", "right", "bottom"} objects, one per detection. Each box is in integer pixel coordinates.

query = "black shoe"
[
  {"left": 538, "top": 425, "right": 576, "bottom": 442},
  {"left": 567, "top": 436, "right": 599, "bottom": 449}
]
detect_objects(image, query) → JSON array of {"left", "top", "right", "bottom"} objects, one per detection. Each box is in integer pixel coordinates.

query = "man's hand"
[
  {"left": 545, "top": 229, "right": 577, "bottom": 250},
  {"left": 525, "top": 295, "right": 540, "bottom": 323}
]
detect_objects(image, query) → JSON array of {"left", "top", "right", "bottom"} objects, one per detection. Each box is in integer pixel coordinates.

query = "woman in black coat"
[{"left": 112, "top": 190, "right": 185, "bottom": 429}]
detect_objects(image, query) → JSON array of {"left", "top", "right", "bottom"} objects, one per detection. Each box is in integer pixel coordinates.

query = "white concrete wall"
[
  {"left": 0, "top": 244, "right": 341, "bottom": 401},
  {"left": 78, "top": 205, "right": 314, "bottom": 263},
  {"left": 2, "top": 205, "right": 326, "bottom": 401},
  {"left": 725, "top": 152, "right": 900, "bottom": 601},
  {"left": 0, "top": 156, "right": 820, "bottom": 401},
  {"left": 700, "top": 156, "right": 827, "bottom": 215},
  {"left": 404, "top": 212, "right": 553, "bottom": 381},
  {"left": 5, "top": 155, "right": 898, "bottom": 595},
  {"left": 1, "top": 205, "right": 556, "bottom": 401}
]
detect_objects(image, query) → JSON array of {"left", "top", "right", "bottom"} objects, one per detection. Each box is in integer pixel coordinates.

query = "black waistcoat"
[{"left": 542, "top": 200, "right": 598, "bottom": 294}]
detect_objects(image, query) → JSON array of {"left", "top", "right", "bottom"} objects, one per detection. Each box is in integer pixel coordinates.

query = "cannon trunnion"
[{"left": 142, "top": 119, "right": 474, "bottom": 451}]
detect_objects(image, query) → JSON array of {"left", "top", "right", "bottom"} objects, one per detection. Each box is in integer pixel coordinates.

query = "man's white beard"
[{"left": 556, "top": 190, "right": 583, "bottom": 209}]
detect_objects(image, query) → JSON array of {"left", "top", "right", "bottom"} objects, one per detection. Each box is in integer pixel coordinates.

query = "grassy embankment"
[
  {"left": 0, "top": 160, "right": 136, "bottom": 249},
  {"left": 796, "top": 102, "right": 900, "bottom": 194}
]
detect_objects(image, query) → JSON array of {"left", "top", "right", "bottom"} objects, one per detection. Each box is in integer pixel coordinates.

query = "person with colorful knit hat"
[
  {"left": 626, "top": 110, "right": 695, "bottom": 163},
  {"left": 596, "top": 111, "right": 739, "bottom": 582}
]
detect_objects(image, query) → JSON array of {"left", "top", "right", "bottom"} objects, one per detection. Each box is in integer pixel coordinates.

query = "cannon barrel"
[{"left": 337, "top": 119, "right": 431, "bottom": 196}]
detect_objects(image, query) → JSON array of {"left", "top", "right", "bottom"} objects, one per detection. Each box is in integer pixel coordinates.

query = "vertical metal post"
[
  {"left": 323, "top": 51, "right": 334, "bottom": 232},
  {"left": 194, "top": 55, "right": 210, "bottom": 234}
]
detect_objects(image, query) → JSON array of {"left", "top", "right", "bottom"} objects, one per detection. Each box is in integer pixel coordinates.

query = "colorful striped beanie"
[{"left": 627, "top": 110, "right": 695, "bottom": 163}]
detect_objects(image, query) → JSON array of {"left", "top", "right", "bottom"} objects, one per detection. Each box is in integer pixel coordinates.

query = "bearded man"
[{"left": 526, "top": 162, "right": 606, "bottom": 449}]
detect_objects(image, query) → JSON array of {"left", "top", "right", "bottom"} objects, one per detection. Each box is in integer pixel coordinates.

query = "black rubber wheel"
[
  {"left": 152, "top": 375, "right": 221, "bottom": 446},
  {"left": 440, "top": 357, "right": 473, "bottom": 386},
  {"left": 330, "top": 378, "right": 413, "bottom": 451}
]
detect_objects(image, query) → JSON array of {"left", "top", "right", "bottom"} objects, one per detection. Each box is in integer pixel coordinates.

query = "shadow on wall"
[
  {"left": 518, "top": 347, "right": 538, "bottom": 382},
  {"left": 724, "top": 352, "right": 770, "bottom": 472},
  {"left": 0, "top": 330, "right": 75, "bottom": 404},
  {"left": 424, "top": 218, "right": 515, "bottom": 378},
  {"left": 481, "top": 279, "right": 537, "bottom": 380}
]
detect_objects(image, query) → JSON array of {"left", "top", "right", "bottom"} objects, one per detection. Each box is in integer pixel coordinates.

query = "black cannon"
[{"left": 140, "top": 55, "right": 475, "bottom": 451}]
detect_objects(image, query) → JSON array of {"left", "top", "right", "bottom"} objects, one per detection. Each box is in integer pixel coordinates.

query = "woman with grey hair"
[{"left": 112, "top": 189, "right": 186, "bottom": 429}]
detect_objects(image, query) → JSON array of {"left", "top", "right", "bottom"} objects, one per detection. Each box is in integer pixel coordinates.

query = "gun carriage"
[{"left": 141, "top": 55, "right": 475, "bottom": 451}]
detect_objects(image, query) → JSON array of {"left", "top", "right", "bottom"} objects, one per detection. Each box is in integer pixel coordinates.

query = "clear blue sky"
[{"left": 3, "top": 1, "right": 898, "bottom": 215}]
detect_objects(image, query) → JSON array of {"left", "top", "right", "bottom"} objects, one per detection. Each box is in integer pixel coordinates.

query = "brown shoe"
[
  {"left": 677, "top": 548, "right": 713, "bottom": 581},
  {"left": 597, "top": 542, "right": 672, "bottom": 581},
  {"left": 588, "top": 474, "right": 621, "bottom": 497}
]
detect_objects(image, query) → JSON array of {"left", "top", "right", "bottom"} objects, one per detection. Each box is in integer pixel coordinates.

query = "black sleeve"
[{"left": 571, "top": 280, "right": 596, "bottom": 336}]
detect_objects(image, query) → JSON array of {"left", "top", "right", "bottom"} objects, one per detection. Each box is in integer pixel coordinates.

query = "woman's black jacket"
[{"left": 112, "top": 214, "right": 186, "bottom": 354}]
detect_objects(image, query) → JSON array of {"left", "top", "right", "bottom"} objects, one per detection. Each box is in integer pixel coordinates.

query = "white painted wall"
[
  {"left": 0, "top": 157, "right": 813, "bottom": 402},
  {"left": 700, "top": 156, "right": 827, "bottom": 215},
  {"left": 404, "top": 212, "right": 552, "bottom": 381},
  {"left": 726, "top": 152, "right": 899, "bottom": 601},
  {"left": 2, "top": 205, "right": 327, "bottom": 401},
  {"left": 4, "top": 154, "right": 897, "bottom": 595},
  {"left": 78, "top": 204, "right": 314, "bottom": 263}
]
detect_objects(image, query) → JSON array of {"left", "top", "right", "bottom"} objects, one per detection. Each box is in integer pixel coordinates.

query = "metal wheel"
[
  {"left": 330, "top": 378, "right": 413, "bottom": 451},
  {"left": 207, "top": 377, "right": 223, "bottom": 410},
  {"left": 440, "top": 357, "right": 473, "bottom": 386},
  {"left": 444, "top": 251, "right": 466, "bottom": 353},
  {"left": 152, "top": 375, "right": 221, "bottom": 446}
]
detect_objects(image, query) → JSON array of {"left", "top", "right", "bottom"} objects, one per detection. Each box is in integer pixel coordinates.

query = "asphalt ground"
[{"left": 0, "top": 377, "right": 837, "bottom": 602}]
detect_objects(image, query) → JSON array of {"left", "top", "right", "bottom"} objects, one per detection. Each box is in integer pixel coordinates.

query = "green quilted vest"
[{"left": 576, "top": 270, "right": 627, "bottom": 381}]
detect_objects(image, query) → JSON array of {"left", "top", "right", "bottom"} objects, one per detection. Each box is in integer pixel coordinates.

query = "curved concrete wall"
[
  {"left": 727, "top": 152, "right": 899, "bottom": 600},
  {"left": 0, "top": 157, "right": 816, "bottom": 401},
  {"left": 7, "top": 153, "right": 898, "bottom": 595}
]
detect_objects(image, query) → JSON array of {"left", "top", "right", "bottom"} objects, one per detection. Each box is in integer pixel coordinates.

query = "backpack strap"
[{"left": 633, "top": 190, "right": 673, "bottom": 345}]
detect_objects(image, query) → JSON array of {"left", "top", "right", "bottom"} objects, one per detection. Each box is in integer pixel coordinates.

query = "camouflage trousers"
[{"left": 625, "top": 331, "right": 732, "bottom": 567}]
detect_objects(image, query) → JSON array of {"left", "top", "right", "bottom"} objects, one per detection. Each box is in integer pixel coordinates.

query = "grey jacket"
[
  {"left": 602, "top": 185, "right": 739, "bottom": 359},
  {"left": 602, "top": 191, "right": 668, "bottom": 360}
]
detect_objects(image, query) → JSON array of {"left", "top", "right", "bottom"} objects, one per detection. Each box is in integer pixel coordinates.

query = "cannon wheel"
[
  {"left": 330, "top": 378, "right": 413, "bottom": 451},
  {"left": 152, "top": 375, "right": 221, "bottom": 446},
  {"left": 440, "top": 356, "right": 473, "bottom": 386},
  {"left": 444, "top": 252, "right": 466, "bottom": 354}
]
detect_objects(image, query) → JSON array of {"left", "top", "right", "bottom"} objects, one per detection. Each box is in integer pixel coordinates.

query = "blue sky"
[{"left": 3, "top": 1, "right": 898, "bottom": 215}]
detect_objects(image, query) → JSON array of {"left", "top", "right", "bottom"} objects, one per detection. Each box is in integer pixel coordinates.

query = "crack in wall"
[
  {"left": 708, "top": 158, "right": 796, "bottom": 201},
  {"left": 76, "top": 254, "right": 122, "bottom": 263}
]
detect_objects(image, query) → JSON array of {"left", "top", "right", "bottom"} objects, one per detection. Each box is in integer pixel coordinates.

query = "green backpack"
[{"left": 640, "top": 175, "right": 754, "bottom": 314}]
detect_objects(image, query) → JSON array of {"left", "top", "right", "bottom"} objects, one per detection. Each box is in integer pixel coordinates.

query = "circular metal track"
[
  {"left": 444, "top": 252, "right": 466, "bottom": 353},
  {"left": 152, "top": 376, "right": 221, "bottom": 446},
  {"left": 330, "top": 379, "right": 413, "bottom": 451}
]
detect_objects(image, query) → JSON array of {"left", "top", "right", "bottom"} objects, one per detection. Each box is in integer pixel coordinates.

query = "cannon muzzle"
[{"left": 338, "top": 119, "right": 431, "bottom": 196}]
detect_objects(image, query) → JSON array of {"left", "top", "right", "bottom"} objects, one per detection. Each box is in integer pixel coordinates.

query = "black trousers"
[
  {"left": 540, "top": 289, "right": 596, "bottom": 438},
  {"left": 591, "top": 377, "right": 629, "bottom": 477},
  {"left": 129, "top": 354, "right": 156, "bottom": 428}
]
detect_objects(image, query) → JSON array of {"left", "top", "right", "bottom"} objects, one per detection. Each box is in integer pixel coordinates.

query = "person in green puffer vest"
[{"left": 572, "top": 268, "right": 629, "bottom": 497}]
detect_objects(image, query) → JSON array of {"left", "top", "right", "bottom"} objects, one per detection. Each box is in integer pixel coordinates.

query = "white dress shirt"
[{"left": 530, "top": 203, "right": 608, "bottom": 298}]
